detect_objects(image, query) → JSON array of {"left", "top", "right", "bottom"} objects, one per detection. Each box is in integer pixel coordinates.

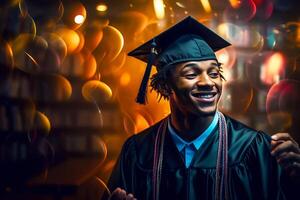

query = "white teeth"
[{"left": 198, "top": 94, "right": 214, "bottom": 98}]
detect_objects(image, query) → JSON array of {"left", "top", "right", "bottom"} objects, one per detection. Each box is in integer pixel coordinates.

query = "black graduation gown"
[{"left": 107, "top": 115, "right": 298, "bottom": 200}]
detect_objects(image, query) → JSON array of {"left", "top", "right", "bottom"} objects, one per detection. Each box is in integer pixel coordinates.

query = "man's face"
[{"left": 169, "top": 60, "right": 223, "bottom": 116}]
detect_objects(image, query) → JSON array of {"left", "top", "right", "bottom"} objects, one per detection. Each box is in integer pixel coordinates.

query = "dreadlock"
[{"left": 150, "top": 66, "right": 172, "bottom": 101}]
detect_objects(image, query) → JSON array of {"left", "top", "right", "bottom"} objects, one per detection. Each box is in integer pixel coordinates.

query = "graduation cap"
[{"left": 128, "top": 16, "right": 231, "bottom": 104}]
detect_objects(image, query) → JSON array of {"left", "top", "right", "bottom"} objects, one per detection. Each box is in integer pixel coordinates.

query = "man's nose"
[{"left": 196, "top": 73, "right": 214, "bottom": 87}]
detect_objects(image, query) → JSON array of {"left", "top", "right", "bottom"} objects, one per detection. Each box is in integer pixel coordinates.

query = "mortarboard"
[{"left": 128, "top": 16, "right": 231, "bottom": 104}]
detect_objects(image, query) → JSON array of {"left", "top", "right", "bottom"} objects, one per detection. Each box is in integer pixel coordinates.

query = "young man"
[{"left": 106, "top": 16, "right": 300, "bottom": 200}]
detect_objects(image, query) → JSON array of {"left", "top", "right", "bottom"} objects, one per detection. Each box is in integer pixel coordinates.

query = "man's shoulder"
[
  {"left": 225, "top": 114, "right": 271, "bottom": 142},
  {"left": 123, "top": 117, "right": 166, "bottom": 150},
  {"left": 225, "top": 115, "right": 272, "bottom": 160}
]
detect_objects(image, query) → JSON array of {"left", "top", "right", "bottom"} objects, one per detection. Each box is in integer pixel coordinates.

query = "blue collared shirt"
[{"left": 168, "top": 112, "right": 219, "bottom": 168}]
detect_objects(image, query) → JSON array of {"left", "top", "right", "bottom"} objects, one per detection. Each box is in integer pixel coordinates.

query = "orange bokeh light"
[
  {"left": 261, "top": 52, "right": 285, "bottom": 85},
  {"left": 96, "top": 4, "right": 108, "bottom": 12}
]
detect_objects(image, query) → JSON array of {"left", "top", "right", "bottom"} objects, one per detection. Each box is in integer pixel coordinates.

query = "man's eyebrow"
[
  {"left": 211, "top": 62, "right": 220, "bottom": 67},
  {"left": 181, "top": 63, "right": 200, "bottom": 70}
]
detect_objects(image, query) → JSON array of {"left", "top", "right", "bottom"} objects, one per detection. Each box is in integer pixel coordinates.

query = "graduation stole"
[{"left": 152, "top": 111, "right": 229, "bottom": 200}]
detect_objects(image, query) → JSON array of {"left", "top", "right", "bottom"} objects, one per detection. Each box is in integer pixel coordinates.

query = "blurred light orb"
[
  {"left": 266, "top": 111, "right": 292, "bottom": 132},
  {"left": 266, "top": 79, "right": 300, "bottom": 129},
  {"left": 100, "top": 52, "right": 126, "bottom": 76},
  {"left": 116, "top": 11, "right": 148, "bottom": 42},
  {"left": 278, "top": 80, "right": 300, "bottom": 114},
  {"left": 123, "top": 112, "right": 137, "bottom": 135},
  {"left": 253, "top": 0, "right": 273, "bottom": 20},
  {"left": 286, "top": 22, "right": 300, "bottom": 48},
  {"left": 19, "top": 14, "right": 37, "bottom": 37},
  {"left": 266, "top": 28, "right": 277, "bottom": 49},
  {"left": 175, "top": 2, "right": 185, "bottom": 8},
  {"left": 94, "top": 26, "right": 124, "bottom": 69},
  {"left": 20, "top": 100, "right": 37, "bottom": 132},
  {"left": 217, "top": 23, "right": 242, "bottom": 45},
  {"left": 266, "top": 79, "right": 300, "bottom": 113},
  {"left": 260, "top": 52, "right": 285, "bottom": 85},
  {"left": 224, "top": 0, "right": 256, "bottom": 22},
  {"left": 74, "top": 31, "right": 85, "bottom": 53},
  {"left": 33, "top": 111, "right": 51, "bottom": 136},
  {"left": 61, "top": 53, "right": 84, "bottom": 76},
  {"left": 135, "top": 113, "right": 150, "bottom": 133},
  {"left": 220, "top": 81, "right": 253, "bottom": 114},
  {"left": 229, "top": 0, "right": 242, "bottom": 8},
  {"left": 246, "top": 52, "right": 276, "bottom": 89},
  {"left": 82, "top": 80, "right": 112, "bottom": 103},
  {"left": 120, "top": 72, "right": 131, "bottom": 86},
  {"left": 153, "top": 0, "right": 165, "bottom": 19},
  {"left": 84, "top": 22, "right": 104, "bottom": 52},
  {"left": 77, "top": 177, "right": 111, "bottom": 200},
  {"left": 82, "top": 51, "right": 97, "bottom": 79},
  {"left": 123, "top": 112, "right": 151, "bottom": 134},
  {"left": 12, "top": 34, "right": 48, "bottom": 73},
  {"left": 34, "top": 74, "right": 72, "bottom": 101},
  {"left": 96, "top": 4, "right": 108, "bottom": 12},
  {"left": 74, "top": 14, "right": 85, "bottom": 24},
  {"left": 61, "top": 50, "right": 97, "bottom": 79},
  {"left": 40, "top": 47, "right": 62, "bottom": 74},
  {"left": 42, "top": 33, "right": 68, "bottom": 63},
  {"left": 218, "top": 52, "right": 229, "bottom": 64},
  {"left": 0, "top": 40, "right": 14, "bottom": 73},
  {"left": 56, "top": 27, "right": 81, "bottom": 54},
  {"left": 217, "top": 23, "right": 263, "bottom": 51},
  {"left": 22, "top": 0, "right": 63, "bottom": 28},
  {"left": 270, "top": 22, "right": 300, "bottom": 52},
  {"left": 62, "top": 0, "right": 86, "bottom": 30},
  {"left": 215, "top": 46, "right": 236, "bottom": 69},
  {"left": 200, "top": 0, "right": 212, "bottom": 13},
  {"left": 91, "top": 137, "right": 107, "bottom": 165}
]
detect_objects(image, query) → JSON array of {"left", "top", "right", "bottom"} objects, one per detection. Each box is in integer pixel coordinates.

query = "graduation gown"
[{"left": 107, "top": 115, "right": 297, "bottom": 200}]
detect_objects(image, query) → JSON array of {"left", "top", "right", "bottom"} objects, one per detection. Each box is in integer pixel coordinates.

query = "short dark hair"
[{"left": 150, "top": 62, "right": 225, "bottom": 101}]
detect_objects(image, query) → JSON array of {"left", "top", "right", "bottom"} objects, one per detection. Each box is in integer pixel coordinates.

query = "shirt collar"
[{"left": 168, "top": 112, "right": 219, "bottom": 151}]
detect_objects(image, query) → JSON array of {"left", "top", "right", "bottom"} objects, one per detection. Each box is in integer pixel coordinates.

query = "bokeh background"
[{"left": 0, "top": 0, "right": 299, "bottom": 199}]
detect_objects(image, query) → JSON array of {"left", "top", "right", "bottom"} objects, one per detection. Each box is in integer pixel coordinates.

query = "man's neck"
[{"left": 170, "top": 109, "right": 215, "bottom": 142}]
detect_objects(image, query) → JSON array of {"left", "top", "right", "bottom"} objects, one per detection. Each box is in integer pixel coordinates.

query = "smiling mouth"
[{"left": 191, "top": 92, "right": 217, "bottom": 103}]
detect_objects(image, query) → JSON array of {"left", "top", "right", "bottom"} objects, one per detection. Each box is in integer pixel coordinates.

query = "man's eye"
[
  {"left": 185, "top": 74, "right": 197, "bottom": 79},
  {"left": 209, "top": 72, "right": 220, "bottom": 78}
]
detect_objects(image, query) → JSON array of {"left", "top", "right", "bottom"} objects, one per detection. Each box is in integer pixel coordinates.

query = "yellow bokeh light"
[
  {"left": 175, "top": 2, "right": 185, "bottom": 8},
  {"left": 153, "top": 0, "right": 165, "bottom": 19},
  {"left": 34, "top": 111, "right": 51, "bottom": 135},
  {"left": 229, "top": 0, "right": 241, "bottom": 8},
  {"left": 74, "top": 15, "right": 85, "bottom": 24},
  {"left": 96, "top": 4, "right": 108, "bottom": 12},
  {"left": 120, "top": 72, "right": 131, "bottom": 86},
  {"left": 267, "top": 53, "right": 284, "bottom": 73},
  {"left": 56, "top": 28, "right": 81, "bottom": 54},
  {"left": 82, "top": 80, "right": 113, "bottom": 103},
  {"left": 135, "top": 114, "right": 150, "bottom": 134},
  {"left": 200, "top": 0, "right": 212, "bottom": 13}
]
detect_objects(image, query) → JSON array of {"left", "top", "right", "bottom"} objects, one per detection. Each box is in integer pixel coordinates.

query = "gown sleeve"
[{"left": 248, "top": 131, "right": 297, "bottom": 200}]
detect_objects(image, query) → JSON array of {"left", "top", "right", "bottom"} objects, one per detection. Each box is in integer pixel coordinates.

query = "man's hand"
[
  {"left": 271, "top": 133, "right": 300, "bottom": 177},
  {"left": 109, "top": 188, "right": 137, "bottom": 200}
]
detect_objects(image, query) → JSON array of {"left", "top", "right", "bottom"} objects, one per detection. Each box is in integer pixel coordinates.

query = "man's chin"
[{"left": 193, "top": 106, "right": 217, "bottom": 117}]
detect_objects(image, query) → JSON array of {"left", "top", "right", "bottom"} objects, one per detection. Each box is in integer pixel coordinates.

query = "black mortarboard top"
[{"left": 128, "top": 16, "right": 231, "bottom": 104}]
